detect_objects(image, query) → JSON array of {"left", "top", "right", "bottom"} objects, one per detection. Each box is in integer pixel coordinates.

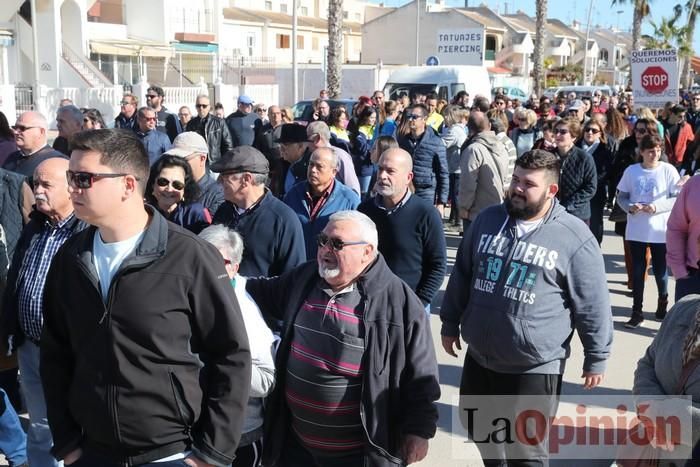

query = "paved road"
[{"left": 1, "top": 219, "right": 669, "bottom": 466}]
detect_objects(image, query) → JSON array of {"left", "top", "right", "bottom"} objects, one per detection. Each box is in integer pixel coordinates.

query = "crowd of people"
[{"left": 0, "top": 80, "right": 697, "bottom": 467}]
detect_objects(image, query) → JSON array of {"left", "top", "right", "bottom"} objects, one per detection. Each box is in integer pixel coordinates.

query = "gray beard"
[{"left": 318, "top": 264, "right": 340, "bottom": 280}]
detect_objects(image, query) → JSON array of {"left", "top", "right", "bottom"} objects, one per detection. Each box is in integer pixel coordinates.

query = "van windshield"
[{"left": 383, "top": 83, "right": 437, "bottom": 101}]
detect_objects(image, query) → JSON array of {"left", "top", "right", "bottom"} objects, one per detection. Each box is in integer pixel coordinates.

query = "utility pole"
[
  {"left": 582, "top": 0, "right": 593, "bottom": 85},
  {"left": 30, "top": 0, "right": 40, "bottom": 96},
  {"left": 415, "top": 0, "right": 420, "bottom": 65},
  {"left": 292, "top": 0, "right": 299, "bottom": 103}
]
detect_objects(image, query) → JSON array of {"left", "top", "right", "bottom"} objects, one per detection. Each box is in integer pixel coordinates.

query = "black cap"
[
  {"left": 275, "top": 123, "right": 308, "bottom": 143},
  {"left": 210, "top": 146, "right": 269, "bottom": 174}
]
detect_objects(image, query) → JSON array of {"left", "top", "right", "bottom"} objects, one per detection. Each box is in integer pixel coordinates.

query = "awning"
[
  {"left": 90, "top": 40, "right": 174, "bottom": 58},
  {"left": 488, "top": 66, "right": 512, "bottom": 74},
  {"left": 171, "top": 42, "right": 218, "bottom": 53},
  {"left": 0, "top": 30, "right": 14, "bottom": 47}
]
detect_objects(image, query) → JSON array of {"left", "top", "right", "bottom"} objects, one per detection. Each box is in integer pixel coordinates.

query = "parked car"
[
  {"left": 492, "top": 86, "right": 528, "bottom": 101},
  {"left": 543, "top": 87, "right": 562, "bottom": 99},
  {"left": 556, "top": 85, "right": 613, "bottom": 98},
  {"left": 292, "top": 99, "right": 357, "bottom": 123}
]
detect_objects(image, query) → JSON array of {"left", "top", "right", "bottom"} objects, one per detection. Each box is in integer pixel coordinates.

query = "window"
[
  {"left": 300, "top": 6, "right": 308, "bottom": 15},
  {"left": 276, "top": 34, "right": 290, "bottom": 49},
  {"left": 247, "top": 33, "right": 255, "bottom": 56},
  {"left": 297, "top": 35, "right": 304, "bottom": 49},
  {"left": 280, "top": 3, "right": 288, "bottom": 13},
  {"left": 265, "top": 1, "right": 272, "bottom": 10},
  {"left": 343, "top": 10, "right": 348, "bottom": 19},
  {"left": 312, "top": 37, "right": 319, "bottom": 51},
  {"left": 354, "top": 12, "right": 361, "bottom": 21}
]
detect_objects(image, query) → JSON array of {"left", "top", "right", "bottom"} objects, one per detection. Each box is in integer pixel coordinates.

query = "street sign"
[
  {"left": 426, "top": 56, "right": 440, "bottom": 66},
  {"left": 631, "top": 49, "right": 679, "bottom": 108},
  {"left": 641, "top": 66, "right": 669, "bottom": 94}
]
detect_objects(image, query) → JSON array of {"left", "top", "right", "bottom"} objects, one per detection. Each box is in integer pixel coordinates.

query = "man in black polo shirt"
[
  {"left": 358, "top": 148, "right": 446, "bottom": 311},
  {"left": 212, "top": 146, "right": 305, "bottom": 277}
]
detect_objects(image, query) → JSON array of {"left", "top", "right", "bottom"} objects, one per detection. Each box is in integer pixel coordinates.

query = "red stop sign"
[{"left": 641, "top": 66, "right": 669, "bottom": 94}]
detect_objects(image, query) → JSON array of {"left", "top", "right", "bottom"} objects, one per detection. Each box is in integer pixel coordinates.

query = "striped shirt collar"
[{"left": 374, "top": 189, "right": 411, "bottom": 214}]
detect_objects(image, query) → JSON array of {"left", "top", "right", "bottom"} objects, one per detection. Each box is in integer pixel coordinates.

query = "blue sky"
[{"left": 366, "top": 0, "right": 700, "bottom": 53}]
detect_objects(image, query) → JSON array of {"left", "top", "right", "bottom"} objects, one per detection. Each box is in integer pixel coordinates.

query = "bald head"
[
  {"left": 467, "top": 111, "right": 490, "bottom": 134},
  {"left": 375, "top": 148, "right": 413, "bottom": 201},
  {"left": 33, "top": 157, "right": 72, "bottom": 222},
  {"left": 15, "top": 111, "right": 49, "bottom": 153}
]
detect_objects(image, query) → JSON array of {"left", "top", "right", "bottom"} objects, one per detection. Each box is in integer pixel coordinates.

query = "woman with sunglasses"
[
  {"left": 81, "top": 108, "right": 107, "bottom": 130},
  {"left": 145, "top": 155, "right": 211, "bottom": 234},
  {"left": 576, "top": 121, "right": 613, "bottom": 245}
]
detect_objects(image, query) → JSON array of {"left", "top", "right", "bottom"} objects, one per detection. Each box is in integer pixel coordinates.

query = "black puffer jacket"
[
  {"left": 558, "top": 145, "right": 597, "bottom": 221},
  {"left": 186, "top": 114, "right": 234, "bottom": 165},
  {"left": 398, "top": 129, "right": 449, "bottom": 204}
]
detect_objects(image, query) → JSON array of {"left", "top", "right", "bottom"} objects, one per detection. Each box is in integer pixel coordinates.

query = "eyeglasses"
[
  {"left": 12, "top": 124, "right": 38, "bottom": 132},
  {"left": 223, "top": 258, "right": 232, "bottom": 266},
  {"left": 141, "top": 116, "right": 157, "bottom": 122},
  {"left": 178, "top": 113, "right": 190, "bottom": 117},
  {"left": 405, "top": 114, "right": 424, "bottom": 121},
  {"left": 554, "top": 128, "right": 570, "bottom": 135},
  {"left": 156, "top": 177, "right": 185, "bottom": 190},
  {"left": 584, "top": 128, "right": 601, "bottom": 134},
  {"left": 146, "top": 95, "right": 159, "bottom": 99},
  {"left": 195, "top": 104, "right": 209, "bottom": 109},
  {"left": 317, "top": 232, "right": 368, "bottom": 251},
  {"left": 120, "top": 101, "right": 133, "bottom": 106},
  {"left": 635, "top": 128, "right": 648, "bottom": 134},
  {"left": 66, "top": 170, "right": 130, "bottom": 189}
]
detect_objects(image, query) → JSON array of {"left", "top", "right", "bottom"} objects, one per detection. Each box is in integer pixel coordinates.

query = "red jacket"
[{"left": 665, "top": 121, "right": 695, "bottom": 166}]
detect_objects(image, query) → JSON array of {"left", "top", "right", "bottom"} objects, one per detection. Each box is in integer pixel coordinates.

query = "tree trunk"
[
  {"left": 533, "top": 0, "right": 548, "bottom": 96},
  {"left": 683, "top": 1, "right": 697, "bottom": 88},
  {"left": 327, "top": 0, "right": 343, "bottom": 98}
]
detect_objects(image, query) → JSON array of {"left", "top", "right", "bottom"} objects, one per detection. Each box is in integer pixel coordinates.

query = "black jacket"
[
  {"left": 40, "top": 208, "right": 252, "bottom": 466},
  {"left": 397, "top": 128, "right": 449, "bottom": 204},
  {"left": 186, "top": 114, "right": 234, "bottom": 165},
  {"left": 225, "top": 110, "right": 261, "bottom": 147},
  {"left": 557, "top": 145, "right": 597, "bottom": 221},
  {"left": 246, "top": 256, "right": 441, "bottom": 467},
  {"left": 1, "top": 210, "right": 86, "bottom": 351},
  {"left": 576, "top": 141, "right": 613, "bottom": 208}
]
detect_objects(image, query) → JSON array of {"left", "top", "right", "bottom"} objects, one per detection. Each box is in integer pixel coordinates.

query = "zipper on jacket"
[{"left": 357, "top": 292, "right": 402, "bottom": 464}]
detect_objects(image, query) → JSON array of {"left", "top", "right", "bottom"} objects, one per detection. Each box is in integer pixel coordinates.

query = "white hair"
[
  {"left": 328, "top": 210, "right": 378, "bottom": 252},
  {"left": 198, "top": 224, "right": 244, "bottom": 266},
  {"left": 57, "top": 105, "right": 83, "bottom": 124},
  {"left": 312, "top": 147, "right": 339, "bottom": 170}
]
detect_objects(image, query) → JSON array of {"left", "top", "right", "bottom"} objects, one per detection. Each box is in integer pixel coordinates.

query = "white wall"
[
  {"left": 86, "top": 22, "right": 129, "bottom": 41},
  {"left": 125, "top": 0, "right": 166, "bottom": 43},
  {"left": 35, "top": 0, "right": 62, "bottom": 87},
  {"left": 362, "top": 3, "right": 485, "bottom": 66},
  {"left": 220, "top": 23, "right": 264, "bottom": 57}
]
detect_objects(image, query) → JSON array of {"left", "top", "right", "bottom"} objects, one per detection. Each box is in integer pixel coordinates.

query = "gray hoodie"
[
  {"left": 458, "top": 131, "right": 510, "bottom": 221},
  {"left": 441, "top": 200, "right": 613, "bottom": 375}
]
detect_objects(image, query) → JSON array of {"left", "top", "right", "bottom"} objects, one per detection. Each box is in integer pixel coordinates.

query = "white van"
[{"left": 382, "top": 66, "right": 492, "bottom": 103}]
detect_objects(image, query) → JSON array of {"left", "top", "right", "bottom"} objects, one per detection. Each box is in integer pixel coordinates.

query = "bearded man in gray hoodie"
[
  {"left": 441, "top": 150, "right": 613, "bottom": 466},
  {"left": 458, "top": 112, "right": 510, "bottom": 232}
]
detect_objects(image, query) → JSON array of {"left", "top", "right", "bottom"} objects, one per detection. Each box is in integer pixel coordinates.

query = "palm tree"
[
  {"left": 611, "top": 0, "right": 653, "bottom": 66},
  {"left": 533, "top": 0, "right": 548, "bottom": 96},
  {"left": 681, "top": 0, "right": 698, "bottom": 88},
  {"left": 327, "top": 0, "right": 343, "bottom": 98},
  {"left": 643, "top": 5, "right": 693, "bottom": 84}
]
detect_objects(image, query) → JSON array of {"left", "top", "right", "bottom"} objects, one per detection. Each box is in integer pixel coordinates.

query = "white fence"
[{"left": 35, "top": 85, "right": 123, "bottom": 129}]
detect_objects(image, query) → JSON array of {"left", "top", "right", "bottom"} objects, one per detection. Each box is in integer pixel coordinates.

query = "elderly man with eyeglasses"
[
  {"left": 3, "top": 111, "right": 67, "bottom": 186},
  {"left": 135, "top": 107, "right": 172, "bottom": 166},
  {"left": 186, "top": 94, "right": 233, "bottom": 166},
  {"left": 41, "top": 129, "right": 252, "bottom": 467},
  {"left": 246, "top": 210, "right": 440, "bottom": 467}
]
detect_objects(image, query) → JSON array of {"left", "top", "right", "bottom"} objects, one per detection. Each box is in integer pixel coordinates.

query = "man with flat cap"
[
  {"left": 212, "top": 146, "right": 306, "bottom": 278},
  {"left": 276, "top": 124, "right": 313, "bottom": 196},
  {"left": 163, "top": 132, "right": 225, "bottom": 215}
]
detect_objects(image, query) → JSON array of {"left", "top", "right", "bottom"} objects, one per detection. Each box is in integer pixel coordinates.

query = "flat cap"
[
  {"left": 275, "top": 123, "right": 308, "bottom": 143},
  {"left": 210, "top": 145, "right": 269, "bottom": 174}
]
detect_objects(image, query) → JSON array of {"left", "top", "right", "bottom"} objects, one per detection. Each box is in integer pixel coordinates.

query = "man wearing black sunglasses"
[
  {"left": 246, "top": 210, "right": 440, "bottom": 467},
  {"left": 186, "top": 94, "right": 233, "bottom": 166},
  {"left": 3, "top": 111, "right": 67, "bottom": 186},
  {"left": 146, "top": 85, "right": 181, "bottom": 143},
  {"left": 41, "top": 129, "right": 252, "bottom": 467}
]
